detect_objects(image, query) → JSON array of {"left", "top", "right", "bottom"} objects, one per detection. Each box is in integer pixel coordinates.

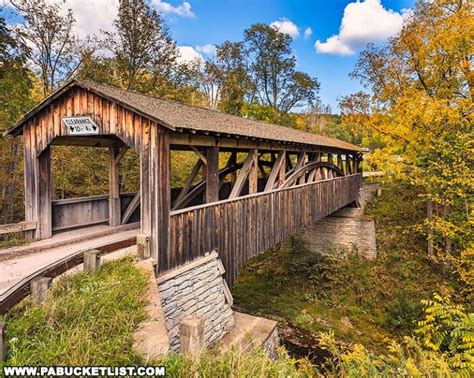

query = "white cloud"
[
  {"left": 196, "top": 44, "right": 217, "bottom": 57},
  {"left": 64, "top": 0, "right": 119, "bottom": 39},
  {"left": 315, "top": 0, "right": 405, "bottom": 56},
  {"left": 150, "top": 0, "right": 194, "bottom": 17},
  {"left": 315, "top": 36, "right": 353, "bottom": 56},
  {"left": 6, "top": 0, "right": 194, "bottom": 40},
  {"left": 270, "top": 18, "right": 299, "bottom": 37},
  {"left": 304, "top": 27, "right": 313, "bottom": 39},
  {"left": 176, "top": 45, "right": 203, "bottom": 64}
]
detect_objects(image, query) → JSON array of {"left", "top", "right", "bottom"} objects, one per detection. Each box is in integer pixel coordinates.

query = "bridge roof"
[{"left": 5, "top": 79, "right": 362, "bottom": 152}]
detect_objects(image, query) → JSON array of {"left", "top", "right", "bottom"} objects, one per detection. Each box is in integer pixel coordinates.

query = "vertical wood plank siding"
[
  {"left": 169, "top": 174, "right": 362, "bottom": 286},
  {"left": 22, "top": 87, "right": 170, "bottom": 261}
]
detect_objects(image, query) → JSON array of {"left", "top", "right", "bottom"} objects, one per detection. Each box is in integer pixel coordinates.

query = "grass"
[
  {"left": 232, "top": 181, "right": 456, "bottom": 351},
  {"left": 0, "top": 255, "right": 314, "bottom": 376},
  {"left": 1, "top": 256, "right": 149, "bottom": 366},
  {"left": 157, "top": 347, "right": 314, "bottom": 377},
  {"left": 0, "top": 233, "right": 28, "bottom": 249}
]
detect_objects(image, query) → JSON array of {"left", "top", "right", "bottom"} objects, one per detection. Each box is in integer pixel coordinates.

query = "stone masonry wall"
[{"left": 157, "top": 252, "right": 235, "bottom": 352}]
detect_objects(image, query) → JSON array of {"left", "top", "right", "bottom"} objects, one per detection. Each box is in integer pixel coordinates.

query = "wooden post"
[
  {"left": 0, "top": 321, "right": 6, "bottom": 362},
  {"left": 84, "top": 250, "right": 101, "bottom": 273},
  {"left": 180, "top": 316, "right": 205, "bottom": 354},
  {"left": 278, "top": 151, "right": 286, "bottom": 187},
  {"left": 30, "top": 277, "right": 52, "bottom": 304},
  {"left": 37, "top": 146, "right": 52, "bottom": 239},
  {"left": 248, "top": 150, "right": 258, "bottom": 194},
  {"left": 337, "top": 154, "right": 343, "bottom": 171},
  {"left": 229, "top": 150, "right": 257, "bottom": 198},
  {"left": 141, "top": 122, "right": 170, "bottom": 272},
  {"left": 205, "top": 147, "right": 219, "bottom": 203},
  {"left": 109, "top": 147, "right": 121, "bottom": 227},
  {"left": 137, "top": 234, "right": 151, "bottom": 259}
]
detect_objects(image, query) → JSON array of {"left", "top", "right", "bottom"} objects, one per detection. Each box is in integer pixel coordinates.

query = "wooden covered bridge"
[{"left": 4, "top": 79, "right": 363, "bottom": 286}]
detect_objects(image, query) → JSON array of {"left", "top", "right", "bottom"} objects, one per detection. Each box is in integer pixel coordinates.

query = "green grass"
[
  {"left": 0, "top": 233, "right": 28, "bottom": 249},
  {"left": 156, "top": 347, "right": 314, "bottom": 377},
  {"left": 1, "top": 256, "right": 149, "bottom": 366},
  {"left": 233, "top": 181, "right": 456, "bottom": 351},
  {"left": 1, "top": 256, "right": 314, "bottom": 376}
]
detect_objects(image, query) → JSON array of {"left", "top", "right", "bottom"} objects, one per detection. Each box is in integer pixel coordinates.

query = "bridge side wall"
[{"left": 169, "top": 173, "right": 362, "bottom": 286}]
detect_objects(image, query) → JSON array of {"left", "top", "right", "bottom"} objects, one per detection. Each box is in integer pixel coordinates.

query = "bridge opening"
[{"left": 47, "top": 135, "right": 140, "bottom": 235}]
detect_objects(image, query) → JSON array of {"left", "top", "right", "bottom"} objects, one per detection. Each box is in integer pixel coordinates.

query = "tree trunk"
[{"left": 427, "top": 199, "right": 434, "bottom": 257}]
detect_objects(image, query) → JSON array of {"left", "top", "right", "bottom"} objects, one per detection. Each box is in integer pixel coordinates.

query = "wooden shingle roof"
[{"left": 5, "top": 79, "right": 362, "bottom": 152}]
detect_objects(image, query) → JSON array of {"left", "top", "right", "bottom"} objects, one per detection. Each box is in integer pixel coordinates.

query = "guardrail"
[
  {"left": 169, "top": 174, "right": 362, "bottom": 286},
  {"left": 0, "top": 221, "right": 36, "bottom": 236}
]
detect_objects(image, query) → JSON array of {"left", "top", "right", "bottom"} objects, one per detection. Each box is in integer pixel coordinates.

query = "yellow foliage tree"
[{"left": 339, "top": 0, "right": 473, "bottom": 276}]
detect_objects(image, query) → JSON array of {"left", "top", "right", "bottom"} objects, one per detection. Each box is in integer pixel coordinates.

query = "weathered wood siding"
[
  {"left": 51, "top": 193, "right": 139, "bottom": 232},
  {"left": 169, "top": 174, "right": 362, "bottom": 286},
  {"left": 22, "top": 86, "right": 170, "bottom": 263}
]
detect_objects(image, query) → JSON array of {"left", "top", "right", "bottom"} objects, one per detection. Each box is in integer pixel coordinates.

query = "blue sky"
[
  {"left": 167, "top": 0, "right": 415, "bottom": 111},
  {"left": 3, "top": 0, "right": 416, "bottom": 111}
]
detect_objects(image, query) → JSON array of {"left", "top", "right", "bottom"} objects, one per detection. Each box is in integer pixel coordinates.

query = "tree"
[
  {"left": 214, "top": 41, "right": 253, "bottom": 115},
  {"left": 11, "top": 0, "right": 82, "bottom": 96},
  {"left": 244, "top": 24, "right": 320, "bottom": 113},
  {"left": 339, "top": 0, "right": 473, "bottom": 264},
  {"left": 101, "top": 0, "right": 177, "bottom": 92},
  {"left": 0, "top": 16, "right": 33, "bottom": 223}
]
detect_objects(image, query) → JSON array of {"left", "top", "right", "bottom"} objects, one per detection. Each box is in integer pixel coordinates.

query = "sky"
[{"left": 2, "top": 0, "right": 416, "bottom": 111}]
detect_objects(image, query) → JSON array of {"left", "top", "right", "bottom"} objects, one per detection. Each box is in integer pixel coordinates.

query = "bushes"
[{"left": 319, "top": 294, "right": 474, "bottom": 376}]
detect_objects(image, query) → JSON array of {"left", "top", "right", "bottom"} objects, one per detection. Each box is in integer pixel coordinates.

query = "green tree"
[
  {"left": 244, "top": 24, "right": 320, "bottom": 113},
  {"left": 101, "top": 0, "right": 177, "bottom": 93}
]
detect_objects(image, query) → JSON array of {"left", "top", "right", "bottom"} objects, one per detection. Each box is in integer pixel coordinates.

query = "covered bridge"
[{"left": 5, "top": 79, "right": 363, "bottom": 285}]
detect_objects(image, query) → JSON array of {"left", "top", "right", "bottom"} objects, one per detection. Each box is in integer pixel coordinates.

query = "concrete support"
[
  {"left": 180, "top": 317, "right": 205, "bottom": 354},
  {"left": 84, "top": 250, "right": 101, "bottom": 273},
  {"left": 30, "top": 277, "right": 52, "bottom": 304},
  {"left": 0, "top": 321, "right": 6, "bottom": 362},
  {"left": 137, "top": 234, "right": 151, "bottom": 259}
]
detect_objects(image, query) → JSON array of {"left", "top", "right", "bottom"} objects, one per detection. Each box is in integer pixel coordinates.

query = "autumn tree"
[
  {"left": 100, "top": 0, "right": 177, "bottom": 93},
  {"left": 11, "top": 0, "right": 82, "bottom": 95},
  {"left": 244, "top": 24, "right": 320, "bottom": 113},
  {"left": 340, "top": 0, "right": 473, "bottom": 268},
  {"left": 0, "top": 16, "right": 33, "bottom": 222}
]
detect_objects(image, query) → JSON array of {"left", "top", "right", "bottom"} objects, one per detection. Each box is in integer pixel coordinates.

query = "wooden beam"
[
  {"left": 0, "top": 221, "right": 37, "bottom": 236},
  {"left": 114, "top": 145, "right": 129, "bottom": 165},
  {"left": 172, "top": 159, "right": 203, "bottom": 210},
  {"left": 50, "top": 136, "right": 123, "bottom": 149},
  {"left": 229, "top": 150, "right": 257, "bottom": 199},
  {"left": 337, "top": 154, "right": 343, "bottom": 172},
  {"left": 121, "top": 192, "right": 140, "bottom": 225},
  {"left": 295, "top": 152, "right": 306, "bottom": 185},
  {"left": 109, "top": 147, "right": 121, "bottom": 227},
  {"left": 248, "top": 150, "right": 258, "bottom": 194},
  {"left": 190, "top": 146, "right": 207, "bottom": 165},
  {"left": 169, "top": 132, "right": 360, "bottom": 156},
  {"left": 37, "top": 147, "right": 52, "bottom": 239},
  {"left": 264, "top": 151, "right": 285, "bottom": 191},
  {"left": 205, "top": 146, "right": 219, "bottom": 203}
]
